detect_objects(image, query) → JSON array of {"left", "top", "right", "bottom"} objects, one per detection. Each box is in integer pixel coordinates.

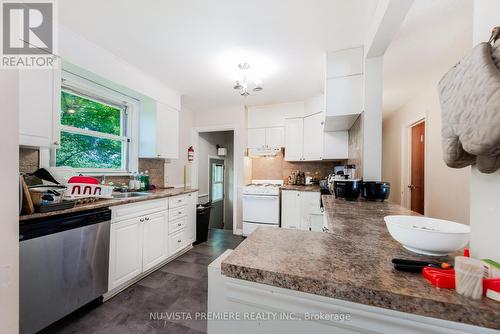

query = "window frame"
[
  {"left": 211, "top": 163, "right": 224, "bottom": 203},
  {"left": 54, "top": 71, "right": 140, "bottom": 175}
]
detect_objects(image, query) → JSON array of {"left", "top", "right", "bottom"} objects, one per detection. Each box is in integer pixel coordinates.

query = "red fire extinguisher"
[{"left": 188, "top": 146, "right": 194, "bottom": 162}]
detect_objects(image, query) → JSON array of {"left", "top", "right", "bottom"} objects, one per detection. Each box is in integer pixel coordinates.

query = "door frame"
[
  {"left": 401, "top": 116, "right": 428, "bottom": 214},
  {"left": 191, "top": 125, "right": 239, "bottom": 235},
  {"left": 208, "top": 155, "right": 226, "bottom": 226}
]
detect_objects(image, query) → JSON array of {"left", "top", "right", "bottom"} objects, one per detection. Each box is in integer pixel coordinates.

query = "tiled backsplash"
[
  {"left": 347, "top": 114, "right": 363, "bottom": 179},
  {"left": 19, "top": 148, "right": 166, "bottom": 187},
  {"left": 19, "top": 148, "right": 39, "bottom": 174},
  {"left": 251, "top": 151, "right": 345, "bottom": 183}
]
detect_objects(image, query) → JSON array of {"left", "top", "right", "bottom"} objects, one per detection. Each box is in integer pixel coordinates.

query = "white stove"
[{"left": 242, "top": 180, "right": 283, "bottom": 236}]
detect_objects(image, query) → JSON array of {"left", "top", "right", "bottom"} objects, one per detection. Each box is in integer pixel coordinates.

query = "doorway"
[
  {"left": 409, "top": 121, "right": 425, "bottom": 214},
  {"left": 209, "top": 158, "right": 225, "bottom": 229}
]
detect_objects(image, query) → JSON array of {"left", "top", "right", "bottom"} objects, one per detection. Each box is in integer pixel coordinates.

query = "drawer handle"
[
  {"left": 140, "top": 218, "right": 144, "bottom": 222},
  {"left": 177, "top": 239, "right": 181, "bottom": 243},
  {"left": 178, "top": 211, "right": 182, "bottom": 214},
  {"left": 145, "top": 217, "right": 150, "bottom": 221},
  {"left": 178, "top": 199, "right": 182, "bottom": 202}
]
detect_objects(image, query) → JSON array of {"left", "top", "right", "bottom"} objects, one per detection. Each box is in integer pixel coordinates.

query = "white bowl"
[{"left": 384, "top": 215, "right": 470, "bottom": 256}]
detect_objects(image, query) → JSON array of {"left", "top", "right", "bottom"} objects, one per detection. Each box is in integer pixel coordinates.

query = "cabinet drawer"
[
  {"left": 112, "top": 198, "right": 168, "bottom": 222},
  {"left": 169, "top": 229, "right": 188, "bottom": 255},
  {"left": 169, "top": 195, "right": 189, "bottom": 209},
  {"left": 169, "top": 205, "right": 188, "bottom": 221},
  {"left": 169, "top": 216, "right": 188, "bottom": 235}
]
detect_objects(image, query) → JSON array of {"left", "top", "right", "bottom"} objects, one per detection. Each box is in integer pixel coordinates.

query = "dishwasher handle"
[{"left": 20, "top": 208, "right": 111, "bottom": 241}]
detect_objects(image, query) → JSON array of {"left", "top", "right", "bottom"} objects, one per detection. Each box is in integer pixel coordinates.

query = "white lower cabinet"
[
  {"left": 108, "top": 192, "right": 197, "bottom": 294},
  {"left": 281, "top": 190, "right": 301, "bottom": 229},
  {"left": 281, "top": 190, "right": 323, "bottom": 232},
  {"left": 142, "top": 211, "right": 168, "bottom": 272},
  {"left": 109, "top": 217, "right": 143, "bottom": 291}
]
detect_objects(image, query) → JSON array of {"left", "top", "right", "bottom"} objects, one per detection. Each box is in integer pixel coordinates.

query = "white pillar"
[
  {"left": 363, "top": 57, "right": 383, "bottom": 181},
  {"left": 469, "top": 0, "right": 500, "bottom": 262},
  {"left": 0, "top": 70, "right": 20, "bottom": 333}
]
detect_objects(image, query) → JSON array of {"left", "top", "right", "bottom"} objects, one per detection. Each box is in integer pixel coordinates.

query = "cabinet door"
[
  {"left": 281, "top": 191, "right": 301, "bottom": 229},
  {"left": 325, "top": 74, "right": 363, "bottom": 117},
  {"left": 247, "top": 128, "right": 266, "bottom": 148},
  {"left": 142, "top": 212, "right": 168, "bottom": 272},
  {"left": 324, "top": 131, "right": 348, "bottom": 159},
  {"left": 303, "top": 112, "right": 325, "bottom": 161},
  {"left": 266, "top": 127, "right": 285, "bottom": 148},
  {"left": 326, "top": 47, "right": 364, "bottom": 78},
  {"left": 156, "top": 103, "right": 179, "bottom": 159},
  {"left": 300, "top": 192, "right": 321, "bottom": 231},
  {"left": 109, "top": 217, "right": 143, "bottom": 291},
  {"left": 19, "top": 69, "right": 58, "bottom": 147},
  {"left": 187, "top": 192, "right": 198, "bottom": 244},
  {"left": 284, "top": 118, "right": 303, "bottom": 161}
]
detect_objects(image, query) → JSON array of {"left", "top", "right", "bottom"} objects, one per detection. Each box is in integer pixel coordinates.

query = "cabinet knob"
[
  {"left": 145, "top": 217, "right": 150, "bottom": 221},
  {"left": 177, "top": 239, "right": 182, "bottom": 243},
  {"left": 178, "top": 211, "right": 182, "bottom": 214},
  {"left": 178, "top": 223, "right": 182, "bottom": 226},
  {"left": 53, "top": 140, "right": 60, "bottom": 146},
  {"left": 140, "top": 218, "right": 145, "bottom": 222}
]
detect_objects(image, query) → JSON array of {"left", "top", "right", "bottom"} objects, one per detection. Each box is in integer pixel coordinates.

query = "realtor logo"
[{"left": 1, "top": 0, "right": 57, "bottom": 68}]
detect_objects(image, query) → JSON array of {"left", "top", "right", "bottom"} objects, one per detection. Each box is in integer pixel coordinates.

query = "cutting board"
[{"left": 20, "top": 175, "right": 35, "bottom": 215}]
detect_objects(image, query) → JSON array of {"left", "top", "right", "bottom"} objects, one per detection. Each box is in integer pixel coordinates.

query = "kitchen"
[{"left": 1, "top": 0, "right": 500, "bottom": 334}]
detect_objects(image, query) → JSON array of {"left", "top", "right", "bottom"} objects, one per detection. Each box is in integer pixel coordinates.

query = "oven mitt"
[{"left": 438, "top": 42, "right": 500, "bottom": 173}]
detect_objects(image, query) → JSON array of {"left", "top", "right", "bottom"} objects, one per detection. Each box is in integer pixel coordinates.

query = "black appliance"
[
  {"left": 333, "top": 179, "right": 362, "bottom": 201},
  {"left": 361, "top": 181, "right": 391, "bottom": 201}
]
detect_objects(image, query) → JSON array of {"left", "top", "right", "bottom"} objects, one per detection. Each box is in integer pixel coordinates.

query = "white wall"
[
  {"left": 192, "top": 104, "right": 247, "bottom": 233},
  {"left": 59, "top": 25, "right": 180, "bottom": 109},
  {"left": 382, "top": 83, "right": 471, "bottom": 224},
  {"left": 165, "top": 106, "right": 194, "bottom": 187},
  {"left": 0, "top": 70, "right": 19, "bottom": 334},
  {"left": 469, "top": 0, "right": 500, "bottom": 262}
]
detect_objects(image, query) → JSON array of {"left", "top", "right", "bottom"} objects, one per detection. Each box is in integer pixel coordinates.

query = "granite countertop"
[
  {"left": 280, "top": 184, "right": 321, "bottom": 192},
  {"left": 20, "top": 187, "right": 198, "bottom": 222},
  {"left": 221, "top": 195, "right": 500, "bottom": 329}
]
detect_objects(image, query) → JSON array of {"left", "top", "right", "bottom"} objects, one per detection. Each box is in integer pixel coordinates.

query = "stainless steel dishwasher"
[{"left": 20, "top": 208, "right": 111, "bottom": 334}]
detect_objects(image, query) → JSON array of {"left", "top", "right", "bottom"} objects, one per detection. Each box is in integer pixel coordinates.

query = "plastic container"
[{"left": 455, "top": 256, "right": 483, "bottom": 299}]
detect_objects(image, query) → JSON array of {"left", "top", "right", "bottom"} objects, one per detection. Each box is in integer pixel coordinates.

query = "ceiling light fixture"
[{"left": 233, "top": 63, "right": 263, "bottom": 96}]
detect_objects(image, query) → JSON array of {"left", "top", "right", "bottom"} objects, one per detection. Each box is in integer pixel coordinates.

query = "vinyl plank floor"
[{"left": 43, "top": 229, "right": 244, "bottom": 334}]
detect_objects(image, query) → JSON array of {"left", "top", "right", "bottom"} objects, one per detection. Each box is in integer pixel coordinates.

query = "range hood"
[{"left": 248, "top": 147, "right": 281, "bottom": 157}]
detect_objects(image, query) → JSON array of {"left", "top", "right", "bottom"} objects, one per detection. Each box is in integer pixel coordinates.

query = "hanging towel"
[{"left": 438, "top": 41, "right": 500, "bottom": 173}]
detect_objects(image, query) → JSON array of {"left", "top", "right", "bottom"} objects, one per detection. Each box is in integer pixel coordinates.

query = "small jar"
[{"left": 455, "top": 256, "right": 483, "bottom": 300}]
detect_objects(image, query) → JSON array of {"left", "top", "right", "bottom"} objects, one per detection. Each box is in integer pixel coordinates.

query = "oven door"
[{"left": 242, "top": 194, "right": 280, "bottom": 224}]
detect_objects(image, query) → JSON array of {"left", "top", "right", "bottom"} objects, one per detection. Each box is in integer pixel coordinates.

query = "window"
[
  {"left": 211, "top": 164, "right": 224, "bottom": 202},
  {"left": 56, "top": 72, "right": 138, "bottom": 173}
]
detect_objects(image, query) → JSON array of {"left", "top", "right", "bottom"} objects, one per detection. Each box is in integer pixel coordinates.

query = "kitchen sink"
[{"left": 112, "top": 192, "right": 152, "bottom": 199}]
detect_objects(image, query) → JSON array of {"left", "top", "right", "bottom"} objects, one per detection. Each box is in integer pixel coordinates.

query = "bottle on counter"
[
  {"left": 129, "top": 173, "right": 136, "bottom": 190},
  {"left": 139, "top": 172, "right": 145, "bottom": 191},
  {"left": 144, "top": 170, "right": 150, "bottom": 190},
  {"left": 134, "top": 172, "right": 141, "bottom": 190}
]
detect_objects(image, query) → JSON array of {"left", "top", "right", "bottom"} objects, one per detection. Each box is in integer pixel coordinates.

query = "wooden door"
[{"left": 410, "top": 122, "right": 425, "bottom": 214}]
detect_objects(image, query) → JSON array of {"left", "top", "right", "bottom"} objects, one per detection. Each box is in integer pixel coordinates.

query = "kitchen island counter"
[{"left": 220, "top": 195, "right": 500, "bottom": 330}]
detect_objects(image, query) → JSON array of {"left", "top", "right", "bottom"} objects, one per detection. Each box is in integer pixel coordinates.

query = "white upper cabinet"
[
  {"left": 302, "top": 112, "right": 325, "bottom": 161},
  {"left": 247, "top": 127, "right": 284, "bottom": 149},
  {"left": 284, "top": 118, "right": 304, "bottom": 161},
  {"left": 326, "top": 47, "right": 364, "bottom": 78},
  {"left": 156, "top": 103, "right": 179, "bottom": 159},
  {"left": 247, "top": 128, "right": 266, "bottom": 148},
  {"left": 324, "top": 46, "right": 364, "bottom": 131},
  {"left": 19, "top": 69, "right": 61, "bottom": 148},
  {"left": 326, "top": 75, "right": 364, "bottom": 117},
  {"left": 140, "top": 100, "right": 179, "bottom": 159},
  {"left": 265, "top": 127, "right": 285, "bottom": 148},
  {"left": 323, "top": 131, "right": 348, "bottom": 159}
]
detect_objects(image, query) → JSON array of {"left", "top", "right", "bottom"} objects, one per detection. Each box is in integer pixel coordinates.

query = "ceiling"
[
  {"left": 383, "top": 0, "right": 473, "bottom": 115},
  {"left": 59, "top": 0, "right": 379, "bottom": 111}
]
